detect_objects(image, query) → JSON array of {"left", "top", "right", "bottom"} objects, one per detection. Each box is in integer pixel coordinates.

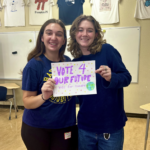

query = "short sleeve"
[
  {"left": 22, "top": 65, "right": 39, "bottom": 91},
  {"left": 57, "top": 0, "right": 61, "bottom": 6},
  {"left": 2, "top": 0, "right": 7, "bottom": 7},
  {"left": 81, "top": 0, "right": 85, "bottom": 4}
]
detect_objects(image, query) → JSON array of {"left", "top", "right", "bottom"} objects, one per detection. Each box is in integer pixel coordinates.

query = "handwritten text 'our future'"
[{"left": 54, "top": 64, "right": 92, "bottom": 85}]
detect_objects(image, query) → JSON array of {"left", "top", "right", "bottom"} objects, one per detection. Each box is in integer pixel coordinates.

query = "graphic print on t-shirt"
[
  {"left": 100, "top": 0, "right": 111, "bottom": 12},
  {"left": 65, "top": 0, "right": 75, "bottom": 4},
  {"left": 10, "top": 0, "right": 18, "bottom": 12},
  {"left": 145, "top": 0, "right": 150, "bottom": 7},
  {"left": 43, "top": 69, "right": 72, "bottom": 104},
  {"left": 35, "top": 0, "right": 48, "bottom": 10}
]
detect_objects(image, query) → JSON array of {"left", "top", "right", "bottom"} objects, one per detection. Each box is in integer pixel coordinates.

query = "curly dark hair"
[{"left": 67, "top": 15, "right": 106, "bottom": 58}]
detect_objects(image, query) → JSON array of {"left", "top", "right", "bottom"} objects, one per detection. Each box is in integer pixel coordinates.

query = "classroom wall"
[{"left": 0, "top": 0, "right": 150, "bottom": 114}]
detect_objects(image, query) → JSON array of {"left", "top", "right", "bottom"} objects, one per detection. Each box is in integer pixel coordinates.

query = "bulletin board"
[{"left": 0, "top": 26, "right": 140, "bottom": 82}]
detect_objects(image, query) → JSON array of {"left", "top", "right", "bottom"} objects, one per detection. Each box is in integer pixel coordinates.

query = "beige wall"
[{"left": 0, "top": 0, "right": 150, "bottom": 114}]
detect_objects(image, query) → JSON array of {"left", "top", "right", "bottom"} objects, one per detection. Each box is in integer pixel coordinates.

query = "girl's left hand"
[{"left": 95, "top": 65, "right": 112, "bottom": 82}]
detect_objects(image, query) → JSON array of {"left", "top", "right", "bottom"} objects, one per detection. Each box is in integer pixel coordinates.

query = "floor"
[
  {"left": 0, "top": 109, "right": 26, "bottom": 150},
  {"left": 0, "top": 108, "right": 150, "bottom": 150}
]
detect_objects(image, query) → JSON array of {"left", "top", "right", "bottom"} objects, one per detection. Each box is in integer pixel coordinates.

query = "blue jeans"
[{"left": 78, "top": 128, "right": 124, "bottom": 150}]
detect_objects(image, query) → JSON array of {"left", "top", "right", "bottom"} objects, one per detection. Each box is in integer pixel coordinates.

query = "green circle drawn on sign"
[{"left": 86, "top": 82, "right": 95, "bottom": 91}]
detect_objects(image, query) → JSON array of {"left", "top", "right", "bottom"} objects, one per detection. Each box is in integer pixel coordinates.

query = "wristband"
[{"left": 41, "top": 94, "right": 47, "bottom": 101}]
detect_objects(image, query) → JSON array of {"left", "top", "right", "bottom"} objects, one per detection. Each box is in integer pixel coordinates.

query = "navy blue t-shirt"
[
  {"left": 22, "top": 54, "right": 76, "bottom": 129},
  {"left": 57, "top": 0, "right": 85, "bottom": 25}
]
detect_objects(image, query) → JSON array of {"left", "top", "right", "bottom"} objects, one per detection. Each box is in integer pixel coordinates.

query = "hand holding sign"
[
  {"left": 52, "top": 61, "right": 97, "bottom": 97},
  {"left": 41, "top": 78, "right": 56, "bottom": 100},
  {"left": 95, "top": 65, "right": 111, "bottom": 82}
]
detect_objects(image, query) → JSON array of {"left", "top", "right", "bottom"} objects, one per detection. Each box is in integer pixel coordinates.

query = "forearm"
[{"left": 23, "top": 94, "right": 45, "bottom": 109}]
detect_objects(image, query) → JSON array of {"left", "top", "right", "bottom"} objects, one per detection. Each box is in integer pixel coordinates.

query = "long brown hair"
[
  {"left": 68, "top": 15, "right": 106, "bottom": 59},
  {"left": 27, "top": 19, "right": 67, "bottom": 62}
]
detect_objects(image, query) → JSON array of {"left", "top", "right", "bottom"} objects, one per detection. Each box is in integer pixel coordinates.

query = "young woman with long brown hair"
[{"left": 21, "top": 19, "right": 77, "bottom": 150}]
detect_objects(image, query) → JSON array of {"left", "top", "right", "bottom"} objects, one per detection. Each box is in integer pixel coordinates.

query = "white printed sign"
[{"left": 52, "top": 61, "right": 97, "bottom": 97}]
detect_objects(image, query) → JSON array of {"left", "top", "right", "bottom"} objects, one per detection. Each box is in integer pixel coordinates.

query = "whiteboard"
[
  {"left": 66, "top": 26, "right": 140, "bottom": 83},
  {"left": 102, "top": 27, "right": 140, "bottom": 83},
  {"left": 0, "top": 31, "right": 36, "bottom": 80},
  {"left": 0, "top": 27, "right": 140, "bottom": 82}
]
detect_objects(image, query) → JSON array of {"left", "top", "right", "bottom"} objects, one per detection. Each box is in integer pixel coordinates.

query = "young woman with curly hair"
[{"left": 68, "top": 15, "right": 132, "bottom": 150}]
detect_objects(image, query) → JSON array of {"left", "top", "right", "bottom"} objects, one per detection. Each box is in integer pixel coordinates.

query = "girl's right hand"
[{"left": 41, "top": 78, "right": 56, "bottom": 100}]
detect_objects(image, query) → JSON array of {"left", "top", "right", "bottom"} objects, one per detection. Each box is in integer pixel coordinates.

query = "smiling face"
[
  {"left": 75, "top": 20, "right": 97, "bottom": 53},
  {"left": 41, "top": 23, "right": 66, "bottom": 54}
]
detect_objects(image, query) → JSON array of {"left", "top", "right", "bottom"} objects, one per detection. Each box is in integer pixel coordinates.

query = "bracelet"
[{"left": 41, "top": 94, "right": 47, "bottom": 101}]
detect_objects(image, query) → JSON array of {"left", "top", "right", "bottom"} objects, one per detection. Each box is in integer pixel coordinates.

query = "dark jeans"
[{"left": 78, "top": 128, "right": 124, "bottom": 150}]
